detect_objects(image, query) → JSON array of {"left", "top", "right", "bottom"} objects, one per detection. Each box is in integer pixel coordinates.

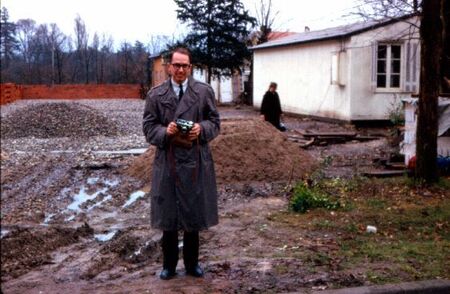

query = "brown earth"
[
  {"left": 1, "top": 101, "right": 419, "bottom": 294},
  {"left": 126, "top": 118, "right": 317, "bottom": 185}
]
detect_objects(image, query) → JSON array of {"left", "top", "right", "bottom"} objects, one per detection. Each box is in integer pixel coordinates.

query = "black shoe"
[
  {"left": 160, "top": 269, "right": 176, "bottom": 280},
  {"left": 186, "top": 265, "right": 204, "bottom": 277}
]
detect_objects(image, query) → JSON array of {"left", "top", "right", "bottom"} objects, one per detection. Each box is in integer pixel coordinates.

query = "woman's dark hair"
[{"left": 170, "top": 47, "right": 192, "bottom": 63}]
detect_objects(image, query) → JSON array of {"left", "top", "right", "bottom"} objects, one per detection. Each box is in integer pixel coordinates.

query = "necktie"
[{"left": 179, "top": 84, "right": 184, "bottom": 100}]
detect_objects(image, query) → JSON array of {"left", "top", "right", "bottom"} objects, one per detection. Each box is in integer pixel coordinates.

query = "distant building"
[
  {"left": 251, "top": 15, "right": 421, "bottom": 121},
  {"left": 149, "top": 53, "right": 169, "bottom": 88}
]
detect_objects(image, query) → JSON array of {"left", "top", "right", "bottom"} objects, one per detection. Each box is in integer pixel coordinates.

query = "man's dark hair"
[{"left": 170, "top": 47, "right": 192, "bottom": 63}]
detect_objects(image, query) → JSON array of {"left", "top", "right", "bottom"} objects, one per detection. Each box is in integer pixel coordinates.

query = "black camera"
[{"left": 176, "top": 119, "right": 194, "bottom": 134}]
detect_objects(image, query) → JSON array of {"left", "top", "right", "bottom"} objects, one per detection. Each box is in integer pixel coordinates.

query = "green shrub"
[{"left": 289, "top": 182, "right": 340, "bottom": 213}]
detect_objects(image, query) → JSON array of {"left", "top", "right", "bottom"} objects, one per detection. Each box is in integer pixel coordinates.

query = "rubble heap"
[{"left": 1, "top": 102, "right": 122, "bottom": 139}]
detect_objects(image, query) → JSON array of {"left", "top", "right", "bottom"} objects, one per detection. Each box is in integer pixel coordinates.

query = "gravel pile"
[{"left": 1, "top": 102, "right": 123, "bottom": 139}]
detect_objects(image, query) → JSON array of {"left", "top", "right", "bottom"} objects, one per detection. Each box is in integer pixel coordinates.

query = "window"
[{"left": 376, "top": 44, "right": 402, "bottom": 89}]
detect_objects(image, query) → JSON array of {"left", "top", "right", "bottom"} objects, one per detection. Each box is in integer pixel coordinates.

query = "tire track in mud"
[{"left": 1, "top": 154, "right": 77, "bottom": 223}]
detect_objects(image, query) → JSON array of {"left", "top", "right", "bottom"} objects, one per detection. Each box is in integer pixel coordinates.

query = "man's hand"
[
  {"left": 188, "top": 123, "right": 201, "bottom": 141},
  {"left": 166, "top": 121, "right": 179, "bottom": 136}
]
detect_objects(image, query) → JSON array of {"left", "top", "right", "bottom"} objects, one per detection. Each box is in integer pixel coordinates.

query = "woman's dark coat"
[
  {"left": 143, "top": 77, "right": 220, "bottom": 231},
  {"left": 260, "top": 91, "right": 282, "bottom": 128}
]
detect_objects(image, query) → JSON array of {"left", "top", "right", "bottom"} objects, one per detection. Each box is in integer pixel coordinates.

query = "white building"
[
  {"left": 251, "top": 16, "right": 421, "bottom": 121},
  {"left": 193, "top": 68, "right": 245, "bottom": 104}
]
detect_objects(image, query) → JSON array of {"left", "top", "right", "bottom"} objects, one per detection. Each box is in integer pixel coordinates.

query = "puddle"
[
  {"left": 67, "top": 177, "right": 118, "bottom": 212},
  {"left": 104, "top": 179, "right": 119, "bottom": 187},
  {"left": 95, "top": 230, "right": 118, "bottom": 242},
  {"left": 43, "top": 213, "right": 55, "bottom": 225},
  {"left": 41, "top": 177, "right": 120, "bottom": 223},
  {"left": 122, "top": 190, "right": 146, "bottom": 208},
  {"left": 87, "top": 195, "right": 112, "bottom": 211},
  {"left": 87, "top": 177, "right": 99, "bottom": 185},
  {"left": 128, "top": 240, "right": 153, "bottom": 259},
  {"left": 1, "top": 229, "right": 10, "bottom": 239},
  {"left": 67, "top": 186, "right": 109, "bottom": 212}
]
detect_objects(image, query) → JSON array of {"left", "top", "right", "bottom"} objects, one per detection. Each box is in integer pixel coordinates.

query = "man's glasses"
[{"left": 171, "top": 63, "right": 191, "bottom": 70}]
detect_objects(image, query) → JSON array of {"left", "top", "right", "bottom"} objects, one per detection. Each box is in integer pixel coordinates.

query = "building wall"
[
  {"left": 348, "top": 17, "right": 420, "bottom": 120},
  {"left": 151, "top": 57, "right": 169, "bottom": 87},
  {"left": 253, "top": 16, "right": 420, "bottom": 121},
  {"left": 0, "top": 84, "right": 140, "bottom": 105},
  {"left": 192, "top": 69, "right": 237, "bottom": 104},
  {"left": 253, "top": 39, "right": 351, "bottom": 120}
]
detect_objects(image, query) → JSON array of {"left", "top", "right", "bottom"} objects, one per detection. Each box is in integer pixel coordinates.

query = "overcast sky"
[{"left": 2, "top": 0, "right": 361, "bottom": 46}]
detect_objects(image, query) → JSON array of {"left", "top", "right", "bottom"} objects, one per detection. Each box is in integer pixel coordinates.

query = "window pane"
[
  {"left": 378, "top": 45, "right": 387, "bottom": 58},
  {"left": 377, "top": 74, "right": 386, "bottom": 87},
  {"left": 391, "top": 45, "right": 401, "bottom": 59},
  {"left": 391, "top": 60, "right": 401, "bottom": 73},
  {"left": 391, "top": 74, "right": 400, "bottom": 87},
  {"left": 377, "top": 60, "right": 386, "bottom": 73}
]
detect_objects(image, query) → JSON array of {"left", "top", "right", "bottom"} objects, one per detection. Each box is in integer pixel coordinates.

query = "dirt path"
[{"left": 1, "top": 101, "right": 398, "bottom": 293}]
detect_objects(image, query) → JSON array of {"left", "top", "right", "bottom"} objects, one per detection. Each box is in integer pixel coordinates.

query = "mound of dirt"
[
  {"left": 1, "top": 102, "right": 122, "bottom": 139},
  {"left": 126, "top": 118, "right": 317, "bottom": 184},
  {"left": 1, "top": 224, "right": 93, "bottom": 281}
]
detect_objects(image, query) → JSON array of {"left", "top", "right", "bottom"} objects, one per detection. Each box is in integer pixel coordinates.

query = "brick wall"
[
  {"left": 0, "top": 84, "right": 141, "bottom": 105},
  {"left": 0, "top": 83, "right": 23, "bottom": 105}
]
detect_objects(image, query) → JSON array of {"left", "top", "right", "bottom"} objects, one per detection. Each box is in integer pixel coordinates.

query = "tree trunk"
[{"left": 415, "top": 0, "right": 442, "bottom": 183}]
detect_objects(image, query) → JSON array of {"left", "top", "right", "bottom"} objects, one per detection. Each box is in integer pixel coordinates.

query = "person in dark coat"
[
  {"left": 260, "top": 82, "right": 286, "bottom": 131},
  {"left": 143, "top": 47, "right": 220, "bottom": 280}
]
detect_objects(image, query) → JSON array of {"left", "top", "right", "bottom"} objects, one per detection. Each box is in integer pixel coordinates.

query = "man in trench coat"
[{"left": 143, "top": 47, "right": 220, "bottom": 280}]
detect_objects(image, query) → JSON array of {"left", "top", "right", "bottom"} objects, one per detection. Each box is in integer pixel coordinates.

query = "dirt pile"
[
  {"left": 1, "top": 224, "right": 93, "bottom": 281},
  {"left": 126, "top": 118, "right": 317, "bottom": 184},
  {"left": 1, "top": 102, "right": 122, "bottom": 139}
]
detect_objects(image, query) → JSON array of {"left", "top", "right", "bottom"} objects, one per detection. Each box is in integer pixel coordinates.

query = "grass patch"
[
  {"left": 289, "top": 182, "right": 340, "bottom": 213},
  {"left": 366, "top": 198, "right": 387, "bottom": 209},
  {"left": 279, "top": 176, "right": 450, "bottom": 284}
]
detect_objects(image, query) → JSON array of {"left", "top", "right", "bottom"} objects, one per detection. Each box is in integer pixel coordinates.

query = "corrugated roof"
[{"left": 251, "top": 15, "right": 416, "bottom": 50}]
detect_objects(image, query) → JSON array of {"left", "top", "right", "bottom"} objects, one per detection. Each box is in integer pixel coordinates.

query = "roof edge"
[{"left": 251, "top": 13, "right": 419, "bottom": 51}]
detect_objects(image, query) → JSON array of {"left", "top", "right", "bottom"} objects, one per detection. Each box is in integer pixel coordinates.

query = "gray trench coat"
[{"left": 143, "top": 77, "right": 220, "bottom": 231}]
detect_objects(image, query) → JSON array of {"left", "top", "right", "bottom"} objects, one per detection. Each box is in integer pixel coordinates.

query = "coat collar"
[
  {"left": 156, "top": 77, "right": 200, "bottom": 118},
  {"left": 175, "top": 77, "right": 200, "bottom": 118}
]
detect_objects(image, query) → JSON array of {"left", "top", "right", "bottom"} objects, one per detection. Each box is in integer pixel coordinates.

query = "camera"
[{"left": 176, "top": 119, "right": 194, "bottom": 134}]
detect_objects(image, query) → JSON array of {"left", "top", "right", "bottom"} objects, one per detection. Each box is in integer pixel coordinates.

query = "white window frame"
[{"left": 375, "top": 42, "right": 403, "bottom": 92}]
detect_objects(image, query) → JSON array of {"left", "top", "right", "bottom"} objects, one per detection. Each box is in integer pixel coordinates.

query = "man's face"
[{"left": 169, "top": 52, "right": 191, "bottom": 84}]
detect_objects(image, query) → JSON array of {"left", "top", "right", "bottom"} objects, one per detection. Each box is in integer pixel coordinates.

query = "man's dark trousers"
[{"left": 162, "top": 230, "right": 199, "bottom": 271}]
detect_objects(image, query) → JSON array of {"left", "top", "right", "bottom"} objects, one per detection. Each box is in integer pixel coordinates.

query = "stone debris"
[{"left": 1, "top": 102, "right": 122, "bottom": 139}]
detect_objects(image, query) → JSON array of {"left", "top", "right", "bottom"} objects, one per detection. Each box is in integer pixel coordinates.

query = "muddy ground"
[{"left": 1, "top": 100, "right": 399, "bottom": 293}]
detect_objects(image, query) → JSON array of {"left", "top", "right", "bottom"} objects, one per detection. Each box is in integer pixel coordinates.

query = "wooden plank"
[
  {"left": 302, "top": 132, "right": 357, "bottom": 138},
  {"left": 362, "top": 170, "right": 409, "bottom": 178}
]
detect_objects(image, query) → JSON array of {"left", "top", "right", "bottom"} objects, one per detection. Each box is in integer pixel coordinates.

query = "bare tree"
[
  {"left": 415, "top": 0, "right": 442, "bottom": 183},
  {"left": 254, "top": 0, "right": 279, "bottom": 44},
  {"left": 15, "top": 18, "right": 36, "bottom": 83},
  {"left": 118, "top": 41, "right": 132, "bottom": 83},
  {"left": 48, "top": 23, "right": 67, "bottom": 84},
  {"left": 91, "top": 33, "right": 100, "bottom": 83},
  {"left": 147, "top": 35, "right": 173, "bottom": 55},
  {"left": 74, "top": 15, "right": 90, "bottom": 83},
  {"left": 355, "top": 0, "right": 420, "bottom": 20}
]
